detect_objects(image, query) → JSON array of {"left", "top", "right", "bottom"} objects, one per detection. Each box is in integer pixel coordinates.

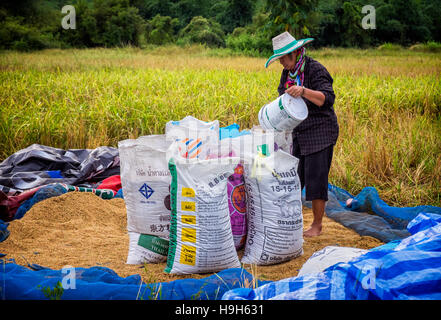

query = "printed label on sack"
[
  {"left": 181, "top": 228, "right": 196, "bottom": 243},
  {"left": 137, "top": 234, "right": 169, "bottom": 256},
  {"left": 148, "top": 223, "right": 170, "bottom": 234},
  {"left": 230, "top": 184, "right": 247, "bottom": 214},
  {"left": 181, "top": 215, "right": 196, "bottom": 224},
  {"left": 134, "top": 181, "right": 170, "bottom": 208},
  {"left": 181, "top": 201, "right": 196, "bottom": 211},
  {"left": 139, "top": 183, "right": 154, "bottom": 199},
  {"left": 227, "top": 164, "right": 247, "bottom": 249},
  {"left": 180, "top": 245, "right": 196, "bottom": 266},
  {"left": 208, "top": 173, "right": 230, "bottom": 188},
  {"left": 263, "top": 226, "right": 302, "bottom": 255},
  {"left": 135, "top": 166, "right": 171, "bottom": 178},
  {"left": 182, "top": 187, "right": 195, "bottom": 197},
  {"left": 259, "top": 247, "right": 303, "bottom": 264}
]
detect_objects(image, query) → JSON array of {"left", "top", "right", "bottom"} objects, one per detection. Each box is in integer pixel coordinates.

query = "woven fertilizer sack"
[
  {"left": 207, "top": 135, "right": 260, "bottom": 252},
  {"left": 166, "top": 116, "right": 219, "bottom": 160},
  {"left": 298, "top": 246, "right": 368, "bottom": 276},
  {"left": 241, "top": 149, "right": 303, "bottom": 265},
  {"left": 227, "top": 164, "right": 247, "bottom": 250},
  {"left": 127, "top": 232, "right": 169, "bottom": 264},
  {"left": 165, "top": 152, "right": 241, "bottom": 274},
  {"left": 119, "top": 135, "right": 172, "bottom": 263},
  {"left": 206, "top": 136, "right": 251, "bottom": 251},
  {"left": 274, "top": 130, "right": 293, "bottom": 154}
]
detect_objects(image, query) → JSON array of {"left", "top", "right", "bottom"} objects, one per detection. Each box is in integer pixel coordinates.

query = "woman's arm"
[
  {"left": 285, "top": 85, "right": 326, "bottom": 107},
  {"left": 285, "top": 59, "right": 335, "bottom": 108}
]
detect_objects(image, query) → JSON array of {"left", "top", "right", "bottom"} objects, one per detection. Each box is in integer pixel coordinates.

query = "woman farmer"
[{"left": 265, "top": 31, "right": 339, "bottom": 237}]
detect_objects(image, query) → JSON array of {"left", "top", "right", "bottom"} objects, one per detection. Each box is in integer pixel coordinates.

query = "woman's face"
[{"left": 279, "top": 49, "right": 300, "bottom": 70}]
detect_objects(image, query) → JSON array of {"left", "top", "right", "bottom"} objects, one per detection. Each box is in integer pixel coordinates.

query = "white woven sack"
[
  {"left": 242, "top": 148, "right": 303, "bottom": 265},
  {"left": 126, "top": 232, "right": 169, "bottom": 264},
  {"left": 164, "top": 146, "right": 241, "bottom": 274},
  {"left": 118, "top": 135, "right": 172, "bottom": 238},
  {"left": 165, "top": 116, "right": 219, "bottom": 160},
  {"left": 298, "top": 246, "right": 368, "bottom": 276}
]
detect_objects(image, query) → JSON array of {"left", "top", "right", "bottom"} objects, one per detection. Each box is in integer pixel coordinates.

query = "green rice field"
[{"left": 0, "top": 45, "right": 440, "bottom": 207}]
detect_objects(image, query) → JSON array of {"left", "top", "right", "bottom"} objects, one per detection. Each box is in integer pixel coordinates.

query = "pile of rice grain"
[{"left": 1, "top": 191, "right": 383, "bottom": 283}]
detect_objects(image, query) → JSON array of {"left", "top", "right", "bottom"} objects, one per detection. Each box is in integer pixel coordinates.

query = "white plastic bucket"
[{"left": 258, "top": 93, "right": 308, "bottom": 132}]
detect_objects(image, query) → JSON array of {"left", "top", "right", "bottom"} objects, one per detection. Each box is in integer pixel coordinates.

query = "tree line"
[{"left": 0, "top": 0, "right": 440, "bottom": 53}]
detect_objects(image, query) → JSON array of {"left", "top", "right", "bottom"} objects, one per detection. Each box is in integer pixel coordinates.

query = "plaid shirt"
[{"left": 278, "top": 56, "right": 339, "bottom": 156}]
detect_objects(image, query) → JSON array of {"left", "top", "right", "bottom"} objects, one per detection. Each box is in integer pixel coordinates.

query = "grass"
[
  {"left": 410, "top": 41, "right": 441, "bottom": 53},
  {"left": 138, "top": 263, "right": 163, "bottom": 300},
  {"left": 0, "top": 45, "right": 440, "bottom": 207},
  {"left": 139, "top": 262, "right": 261, "bottom": 300}
]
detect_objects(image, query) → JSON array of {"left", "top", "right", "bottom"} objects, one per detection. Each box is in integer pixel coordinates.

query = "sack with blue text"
[{"left": 118, "top": 135, "right": 172, "bottom": 264}]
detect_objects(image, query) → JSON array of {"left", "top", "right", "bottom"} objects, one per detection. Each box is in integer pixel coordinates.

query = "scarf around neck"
[{"left": 285, "top": 47, "right": 306, "bottom": 89}]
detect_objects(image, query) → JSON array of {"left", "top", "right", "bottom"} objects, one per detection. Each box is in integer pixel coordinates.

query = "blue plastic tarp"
[
  {"left": 219, "top": 123, "right": 251, "bottom": 140},
  {"left": 331, "top": 185, "right": 441, "bottom": 229},
  {"left": 0, "top": 219, "right": 9, "bottom": 243},
  {"left": 4, "top": 212, "right": 440, "bottom": 300},
  {"left": 222, "top": 212, "right": 441, "bottom": 300},
  {"left": 303, "top": 184, "right": 441, "bottom": 243},
  {"left": 0, "top": 263, "right": 269, "bottom": 300}
]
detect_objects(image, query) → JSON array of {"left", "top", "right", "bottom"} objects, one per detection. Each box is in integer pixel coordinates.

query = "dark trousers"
[{"left": 292, "top": 139, "right": 334, "bottom": 201}]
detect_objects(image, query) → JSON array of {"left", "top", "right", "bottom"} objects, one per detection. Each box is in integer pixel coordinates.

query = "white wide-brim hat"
[{"left": 265, "top": 31, "right": 314, "bottom": 68}]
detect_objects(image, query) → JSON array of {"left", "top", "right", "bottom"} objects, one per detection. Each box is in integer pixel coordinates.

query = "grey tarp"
[
  {"left": 0, "top": 143, "right": 120, "bottom": 194},
  {"left": 0, "top": 144, "right": 120, "bottom": 221}
]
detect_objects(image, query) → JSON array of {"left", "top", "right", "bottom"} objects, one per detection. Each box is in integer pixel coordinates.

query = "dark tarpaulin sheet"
[
  {"left": 0, "top": 144, "right": 120, "bottom": 221},
  {"left": 0, "top": 143, "right": 120, "bottom": 193}
]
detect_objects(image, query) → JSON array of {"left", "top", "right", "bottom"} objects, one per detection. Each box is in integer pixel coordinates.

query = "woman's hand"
[
  {"left": 286, "top": 86, "right": 326, "bottom": 107},
  {"left": 285, "top": 85, "right": 304, "bottom": 98}
]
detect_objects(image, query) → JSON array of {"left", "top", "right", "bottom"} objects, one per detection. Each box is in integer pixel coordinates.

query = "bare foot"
[{"left": 304, "top": 224, "right": 322, "bottom": 237}]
